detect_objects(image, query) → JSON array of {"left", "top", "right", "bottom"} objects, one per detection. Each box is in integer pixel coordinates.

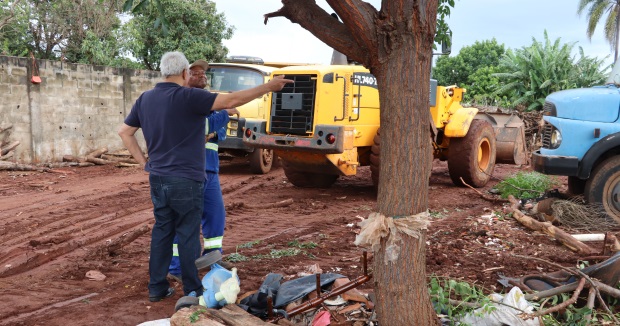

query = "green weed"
[
  {"left": 288, "top": 239, "right": 318, "bottom": 249},
  {"left": 493, "top": 171, "right": 559, "bottom": 200},
  {"left": 237, "top": 240, "right": 260, "bottom": 249},
  {"left": 226, "top": 253, "right": 249, "bottom": 262}
]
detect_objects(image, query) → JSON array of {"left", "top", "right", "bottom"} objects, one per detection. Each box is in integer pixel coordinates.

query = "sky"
[{"left": 210, "top": 0, "right": 614, "bottom": 66}]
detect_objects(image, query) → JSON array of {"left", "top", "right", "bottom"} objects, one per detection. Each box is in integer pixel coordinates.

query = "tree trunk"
[
  {"left": 372, "top": 36, "right": 437, "bottom": 326},
  {"left": 266, "top": 0, "right": 439, "bottom": 323}
]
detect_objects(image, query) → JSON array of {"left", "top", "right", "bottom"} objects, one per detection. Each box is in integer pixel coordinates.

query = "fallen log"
[
  {"left": 230, "top": 198, "right": 294, "bottom": 210},
  {"left": 101, "top": 154, "right": 138, "bottom": 164},
  {"left": 507, "top": 195, "right": 597, "bottom": 255},
  {"left": 85, "top": 156, "right": 114, "bottom": 165},
  {"left": 0, "top": 161, "right": 49, "bottom": 172},
  {"left": 63, "top": 155, "right": 87, "bottom": 163},
  {"left": 88, "top": 225, "right": 150, "bottom": 258},
  {"left": 0, "top": 124, "right": 12, "bottom": 133},
  {"left": 116, "top": 162, "right": 140, "bottom": 168},
  {"left": 1, "top": 141, "right": 20, "bottom": 156},
  {"left": 87, "top": 147, "right": 108, "bottom": 158},
  {"left": 1, "top": 151, "right": 14, "bottom": 160}
]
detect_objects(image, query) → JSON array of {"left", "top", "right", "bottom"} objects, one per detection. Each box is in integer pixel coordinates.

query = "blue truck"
[{"left": 532, "top": 64, "right": 620, "bottom": 222}]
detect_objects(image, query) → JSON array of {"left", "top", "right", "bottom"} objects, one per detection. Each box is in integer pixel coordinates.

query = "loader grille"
[
  {"left": 270, "top": 74, "right": 317, "bottom": 135},
  {"left": 541, "top": 121, "right": 554, "bottom": 148}
]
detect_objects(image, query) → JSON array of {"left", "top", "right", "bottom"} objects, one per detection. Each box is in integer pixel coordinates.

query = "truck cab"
[
  {"left": 206, "top": 62, "right": 278, "bottom": 174},
  {"left": 532, "top": 63, "right": 620, "bottom": 221}
]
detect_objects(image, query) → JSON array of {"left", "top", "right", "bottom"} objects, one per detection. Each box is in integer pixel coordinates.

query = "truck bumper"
[
  {"left": 218, "top": 137, "right": 253, "bottom": 151},
  {"left": 531, "top": 150, "right": 579, "bottom": 176}
]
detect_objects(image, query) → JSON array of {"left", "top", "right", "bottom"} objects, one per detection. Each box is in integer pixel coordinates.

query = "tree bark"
[{"left": 267, "top": 1, "right": 439, "bottom": 324}]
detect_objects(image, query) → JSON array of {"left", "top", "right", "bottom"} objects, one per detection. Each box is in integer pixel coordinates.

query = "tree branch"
[
  {"left": 0, "top": 0, "right": 22, "bottom": 31},
  {"left": 264, "top": 0, "right": 367, "bottom": 65}
]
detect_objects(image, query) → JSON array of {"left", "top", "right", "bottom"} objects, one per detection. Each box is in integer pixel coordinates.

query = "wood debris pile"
[
  {"left": 62, "top": 147, "right": 141, "bottom": 168},
  {"left": 1, "top": 124, "right": 19, "bottom": 161}
]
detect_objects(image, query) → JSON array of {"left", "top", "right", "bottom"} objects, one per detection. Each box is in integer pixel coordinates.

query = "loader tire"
[
  {"left": 282, "top": 161, "right": 339, "bottom": 188},
  {"left": 249, "top": 148, "right": 273, "bottom": 174},
  {"left": 448, "top": 119, "right": 496, "bottom": 188},
  {"left": 370, "top": 128, "right": 381, "bottom": 188},
  {"left": 584, "top": 156, "right": 620, "bottom": 223}
]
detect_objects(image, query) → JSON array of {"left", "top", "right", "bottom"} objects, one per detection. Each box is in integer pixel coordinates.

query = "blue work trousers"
[
  {"left": 148, "top": 175, "right": 203, "bottom": 297},
  {"left": 169, "top": 172, "right": 226, "bottom": 274}
]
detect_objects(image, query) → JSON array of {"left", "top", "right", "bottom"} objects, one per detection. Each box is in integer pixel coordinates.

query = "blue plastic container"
[{"left": 199, "top": 263, "right": 240, "bottom": 308}]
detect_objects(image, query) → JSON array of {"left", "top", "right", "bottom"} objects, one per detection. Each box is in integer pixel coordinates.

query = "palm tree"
[{"left": 578, "top": 0, "right": 620, "bottom": 63}]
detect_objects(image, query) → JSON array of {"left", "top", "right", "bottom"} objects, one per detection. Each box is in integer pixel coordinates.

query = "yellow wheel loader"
[{"left": 243, "top": 65, "right": 526, "bottom": 188}]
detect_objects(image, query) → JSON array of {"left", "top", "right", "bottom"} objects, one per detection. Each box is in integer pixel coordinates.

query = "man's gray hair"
[{"left": 160, "top": 51, "right": 190, "bottom": 78}]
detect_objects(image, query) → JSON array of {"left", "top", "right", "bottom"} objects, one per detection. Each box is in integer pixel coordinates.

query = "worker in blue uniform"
[{"left": 168, "top": 60, "right": 237, "bottom": 282}]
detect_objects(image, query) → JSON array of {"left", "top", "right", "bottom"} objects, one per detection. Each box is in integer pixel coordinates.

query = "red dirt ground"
[{"left": 0, "top": 158, "right": 599, "bottom": 325}]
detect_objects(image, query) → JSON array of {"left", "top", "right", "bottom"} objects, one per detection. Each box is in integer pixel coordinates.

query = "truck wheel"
[
  {"left": 567, "top": 176, "right": 586, "bottom": 195},
  {"left": 448, "top": 119, "right": 496, "bottom": 188},
  {"left": 370, "top": 128, "right": 380, "bottom": 188},
  {"left": 249, "top": 148, "right": 273, "bottom": 174},
  {"left": 584, "top": 156, "right": 620, "bottom": 222},
  {"left": 282, "top": 161, "right": 339, "bottom": 188}
]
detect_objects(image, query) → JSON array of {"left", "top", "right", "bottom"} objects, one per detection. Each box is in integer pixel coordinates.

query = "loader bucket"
[{"left": 475, "top": 112, "right": 527, "bottom": 165}]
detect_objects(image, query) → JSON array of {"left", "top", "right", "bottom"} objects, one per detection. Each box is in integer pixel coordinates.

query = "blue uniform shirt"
[{"left": 205, "top": 110, "right": 230, "bottom": 174}]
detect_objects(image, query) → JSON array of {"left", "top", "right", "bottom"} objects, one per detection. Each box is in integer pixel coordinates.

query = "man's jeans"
[
  {"left": 148, "top": 175, "right": 203, "bottom": 297},
  {"left": 169, "top": 172, "right": 226, "bottom": 275}
]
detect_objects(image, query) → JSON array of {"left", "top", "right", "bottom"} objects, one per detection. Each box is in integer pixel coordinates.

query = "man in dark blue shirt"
[{"left": 118, "top": 51, "right": 291, "bottom": 302}]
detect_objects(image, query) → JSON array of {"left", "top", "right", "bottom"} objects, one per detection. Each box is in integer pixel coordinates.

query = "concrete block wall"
[{"left": 0, "top": 55, "right": 160, "bottom": 163}]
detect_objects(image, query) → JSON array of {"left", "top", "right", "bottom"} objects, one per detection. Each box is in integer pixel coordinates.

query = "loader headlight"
[
  {"left": 229, "top": 121, "right": 238, "bottom": 129},
  {"left": 550, "top": 129, "right": 562, "bottom": 149}
]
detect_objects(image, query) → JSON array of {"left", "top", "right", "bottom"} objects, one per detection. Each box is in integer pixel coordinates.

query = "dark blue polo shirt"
[{"left": 125, "top": 82, "right": 218, "bottom": 182}]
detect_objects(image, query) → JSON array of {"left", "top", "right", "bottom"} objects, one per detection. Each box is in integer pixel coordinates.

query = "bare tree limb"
[
  {"left": 460, "top": 177, "right": 508, "bottom": 203},
  {"left": 264, "top": 0, "right": 367, "bottom": 65},
  {"left": 522, "top": 278, "right": 586, "bottom": 319},
  {"left": 508, "top": 196, "right": 597, "bottom": 255}
]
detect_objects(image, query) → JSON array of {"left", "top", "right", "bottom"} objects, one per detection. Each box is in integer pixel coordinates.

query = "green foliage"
[
  {"left": 0, "top": 1, "right": 30, "bottom": 56},
  {"left": 237, "top": 240, "right": 261, "bottom": 249},
  {"left": 493, "top": 171, "right": 560, "bottom": 199},
  {"left": 433, "top": 39, "right": 506, "bottom": 104},
  {"left": 188, "top": 308, "right": 206, "bottom": 323},
  {"left": 226, "top": 253, "right": 249, "bottom": 262},
  {"left": 578, "top": 0, "right": 620, "bottom": 62},
  {"left": 435, "top": 0, "right": 455, "bottom": 51},
  {"left": 429, "top": 276, "right": 494, "bottom": 321},
  {"left": 493, "top": 31, "right": 610, "bottom": 111},
  {"left": 252, "top": 248, "right": 302, "bottom": 260},
  {"left": 287, "top": 240, "right": 318, "bottom": 249},
  {"left": 124, "top": 0, "right": 233, "bottom": 70}
]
